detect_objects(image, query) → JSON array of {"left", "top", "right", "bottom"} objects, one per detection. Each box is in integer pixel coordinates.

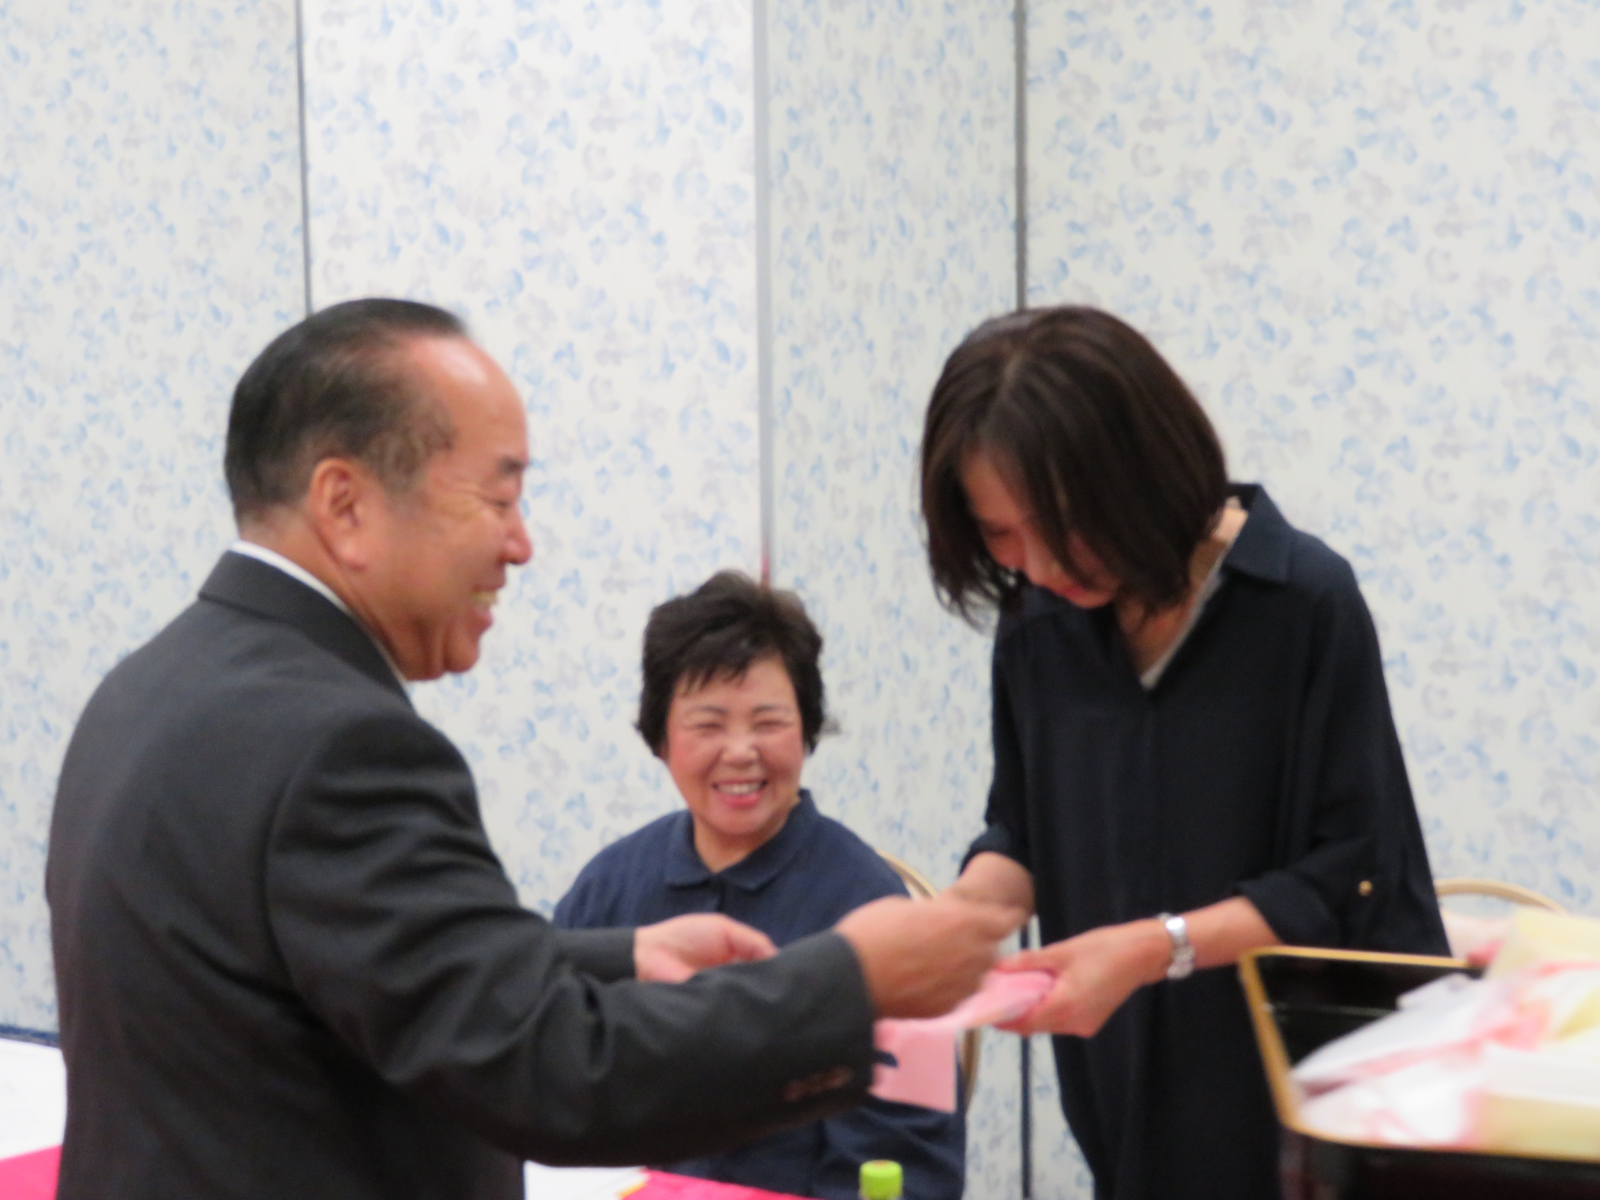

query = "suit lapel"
[{"left": 198, "top": 552, "right": 411, "bottom": 702}]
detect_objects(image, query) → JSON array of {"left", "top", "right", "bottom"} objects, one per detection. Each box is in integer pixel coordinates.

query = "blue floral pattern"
[
  {"left": 302, "top": 0, "right": 766, "bottom": 915},
  {"left": 0, "top": 0, "right": 305, "bottom": 1031},
  {"left": 766, "top": 0, "right": 1021, "bottom": 1191},
  {"left": 8, "top": 3, "right": 1596, "bottom": 1198},
  {"left": 1026, "top": 0, "right": 1600, "bottom": 1191}
]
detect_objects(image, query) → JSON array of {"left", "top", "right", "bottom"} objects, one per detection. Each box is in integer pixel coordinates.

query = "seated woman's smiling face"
[{"left": 664, "top": 655, "right": 806, "bottom": 873}]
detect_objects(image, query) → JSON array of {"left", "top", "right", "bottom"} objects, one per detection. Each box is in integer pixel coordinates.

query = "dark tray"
[{"left": 1239, "top": 947, "right": 1600, "bottom": 1200}]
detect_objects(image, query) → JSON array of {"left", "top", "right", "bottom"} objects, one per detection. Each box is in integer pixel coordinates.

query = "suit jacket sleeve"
[
  {"left": 264, "top": 710, "right": 876, "bottom": 1165},
  {"left": 549, "top": 928, "right": 636, "bottom": 981}
]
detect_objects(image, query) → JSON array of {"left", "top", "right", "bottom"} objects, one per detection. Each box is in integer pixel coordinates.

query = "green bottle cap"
[{"left": 859, "top": 1160, "right": 903, "bottom": 1200}]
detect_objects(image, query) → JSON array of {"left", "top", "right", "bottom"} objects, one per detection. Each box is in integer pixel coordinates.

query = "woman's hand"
[
  {"left": 995, "top": 919, "right": 1170, "bottom": 1037},
  {"left": 996, "top": 897, "right": 1282, "bottom": 1036},
  {"left": 945, "top": 851, "right": 1036, "bottom": 914}
]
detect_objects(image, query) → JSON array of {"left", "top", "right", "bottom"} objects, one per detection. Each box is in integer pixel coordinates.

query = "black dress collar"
[{"left": 1223, "top": 483, "right": 1294, "bottom": 585}]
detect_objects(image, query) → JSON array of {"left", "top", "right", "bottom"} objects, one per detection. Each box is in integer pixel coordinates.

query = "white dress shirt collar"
[{"left": 228, "top": 540, "right": 408, "bottom": 689}]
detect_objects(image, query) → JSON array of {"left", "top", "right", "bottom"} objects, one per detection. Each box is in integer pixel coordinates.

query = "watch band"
[{"left": 1156, "top": 912, "right": 1196, "bottom": 980}]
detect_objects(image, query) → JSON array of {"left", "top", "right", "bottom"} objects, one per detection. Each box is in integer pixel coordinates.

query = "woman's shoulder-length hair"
[{"left": 920, "top": 305, "right": 1229, "bottom": 623}]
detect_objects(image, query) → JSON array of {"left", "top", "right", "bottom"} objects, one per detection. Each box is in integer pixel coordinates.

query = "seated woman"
[{"left": 554, "top": 570, "right": 965, "bottom": 1200}]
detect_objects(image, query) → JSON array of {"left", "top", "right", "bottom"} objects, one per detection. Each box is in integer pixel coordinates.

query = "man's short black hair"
[
  {"left": 921, "top": 305, "right": 1229, "bottom": 622},
  {"left": 224, "top": 298, "right": 468, "bottom": 521},
  {"left": 637, "top": 571, "right": 829, "bottom": 756}
]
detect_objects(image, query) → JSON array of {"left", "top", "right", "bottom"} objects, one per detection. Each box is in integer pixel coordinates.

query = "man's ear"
[{"left": 304, "top": 457, "right": 383, "bottom": 571}]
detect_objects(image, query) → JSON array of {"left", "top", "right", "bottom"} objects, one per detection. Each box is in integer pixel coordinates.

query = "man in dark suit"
[{"left": 46, "top": 299, "right": 1019, "bottom": 1200}]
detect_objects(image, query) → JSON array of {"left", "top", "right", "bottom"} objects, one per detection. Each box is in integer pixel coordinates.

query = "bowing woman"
[{"left": 920, "top": 306, "right": 1448, "bottom": 1200}]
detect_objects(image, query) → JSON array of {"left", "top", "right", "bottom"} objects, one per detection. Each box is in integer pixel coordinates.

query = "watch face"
[{"left": 1161, "top": 914, "right": 1196, "bottom": 979}]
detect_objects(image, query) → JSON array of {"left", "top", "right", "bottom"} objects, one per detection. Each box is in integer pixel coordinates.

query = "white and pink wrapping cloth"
[
  {"left": 1292, "top": 909, "right": 1600, "bottom": 1157},
  {"left": 870, "top": 970, "right": 1054, "bottom": 1112}
]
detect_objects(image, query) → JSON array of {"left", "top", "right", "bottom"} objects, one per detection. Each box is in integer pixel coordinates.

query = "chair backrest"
[
  {"left": 1435, "top": 877, "right": 1566, "bottom": 912},
  {"left": 876, "top": 852, "right": 983, "bottom": 1108},
  {"left": 1435, "top": 876, "right": 1566, "bottom": 964},
  {"left": 878, "top": 852, "right": 938, "bottom": 900}
]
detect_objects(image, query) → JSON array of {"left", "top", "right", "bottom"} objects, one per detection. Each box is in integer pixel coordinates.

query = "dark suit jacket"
[{"left": 46, "top": 553, "right": 875, "bottom": 1200}]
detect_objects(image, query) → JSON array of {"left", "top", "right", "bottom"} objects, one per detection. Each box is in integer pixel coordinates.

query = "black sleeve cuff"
[
  {"left": 1237, "top": 869, "right": 1339, "bottom": 948},
  {"left": 960, "top": 824, "right": 1025, "bottom": 873},
  {"left": 763, "top": 929, "right": 878, "bottom": 1105},
  {"left": 783, "top": 929, "right": 877, "bottom": 1035}
]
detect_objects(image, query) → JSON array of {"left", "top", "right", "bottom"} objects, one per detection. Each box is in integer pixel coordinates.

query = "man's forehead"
[
  {"left": 402, "top": 335, "right": 528, "bottom": 460},
  {"left": 403, "top": 333, "right": 493, "bottom": 382}
]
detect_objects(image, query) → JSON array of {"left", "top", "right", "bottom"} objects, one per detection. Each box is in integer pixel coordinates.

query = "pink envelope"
[
  {"left": 871, "top": 971, "right": 1054, "bottom": 1111},
  {"left": 0, "top": 1146, "right": 60, "bottom": 1200}
]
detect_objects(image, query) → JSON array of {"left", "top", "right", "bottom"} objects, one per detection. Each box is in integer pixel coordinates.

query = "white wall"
[
  {"left": 7, "top": 2, "right": 1599, "bottom": 1198},
  {"left": 2, "top": 0, "right": 1033, "bottom": 1189},
  {"left": 1024, "top": 0, "right": 1600, "bottom": 1192},
  {"left": 1028, "top": 0, "right": 1600, "bottom": 913},
  {"left": 301, "top": 0, "right": 765, "bottom": 912},
  {"left": 0, "top": 0, "right": 305, "bottom": 1029},
  {"left": 765, "top": 3, "right": 1020, "bottom": 1192}
]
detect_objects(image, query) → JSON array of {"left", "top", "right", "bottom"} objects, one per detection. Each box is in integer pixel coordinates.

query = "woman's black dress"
[{"left": 967, "top": 485, "right": 1449, "bottom": 1200}]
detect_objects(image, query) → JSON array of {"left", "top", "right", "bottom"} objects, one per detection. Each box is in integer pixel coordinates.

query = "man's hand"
[
  {"left": 634, "top": 914, "right": 778, "bottom": 983},
  {"left": 835, "top": 895, "right": 1024, "bottom": 1019}
]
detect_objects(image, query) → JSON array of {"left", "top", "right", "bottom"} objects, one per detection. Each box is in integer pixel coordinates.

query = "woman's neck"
[{"left": 1115, "top": 501, "right": 1248, "bottom": 675}]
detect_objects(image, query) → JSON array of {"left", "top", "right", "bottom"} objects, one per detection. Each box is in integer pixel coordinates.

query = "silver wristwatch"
[{"left": 1156, "top": 912, "right": 1195, "bottom": 980}]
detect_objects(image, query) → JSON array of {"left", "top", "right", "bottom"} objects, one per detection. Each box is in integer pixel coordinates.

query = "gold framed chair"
[
  {"left": 877, "top": 852, "right": 982, "bottom": 1109},
  {"left": 1434, "top": 876, "right": 1566, "bottom": 963},
  {"left": 1434, "top": 877, "right": 1566, "bottom": 912}
]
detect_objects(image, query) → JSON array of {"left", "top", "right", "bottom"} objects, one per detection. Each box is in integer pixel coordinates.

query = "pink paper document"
[{"left": 871, "top": 971, "right": 1053, "bottom": 1112}]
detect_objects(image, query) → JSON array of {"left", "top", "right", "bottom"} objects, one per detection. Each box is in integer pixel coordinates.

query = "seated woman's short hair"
[{"left": 636, "top": 570, "right": 829, "bottom": 755}]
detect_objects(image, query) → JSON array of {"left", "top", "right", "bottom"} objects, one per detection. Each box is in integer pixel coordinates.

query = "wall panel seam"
[
  {"left": 1014, "top": 0, "right": 1028, "bottom": 314},
  {"left": 753, "top": 0, "right": 774, "bottom": 581},
  {"left": 294, "top": 0, "right": 314, "bottom": 315}
]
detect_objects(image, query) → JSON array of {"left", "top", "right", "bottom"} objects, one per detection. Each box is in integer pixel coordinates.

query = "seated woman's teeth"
[
  {"left": 470, "top": 590, "right": 498, "bottom": 607},
  {"left": 718, "top": 782, "right": 762, "bottom": 795}
]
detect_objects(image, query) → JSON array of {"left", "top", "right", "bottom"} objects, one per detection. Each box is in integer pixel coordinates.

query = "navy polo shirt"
[{"left": 555, "top": 791, "right": 966, "bottom": 1200}]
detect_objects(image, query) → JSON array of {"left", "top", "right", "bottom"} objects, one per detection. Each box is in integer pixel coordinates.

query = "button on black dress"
[{"left": 967, "top": 485, "right": 1448, "bottom": 1200}]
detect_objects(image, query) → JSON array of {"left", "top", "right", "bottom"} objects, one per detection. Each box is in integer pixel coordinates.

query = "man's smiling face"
[{"left": 353, "top": 336, "right": 533, "bottom": 680}]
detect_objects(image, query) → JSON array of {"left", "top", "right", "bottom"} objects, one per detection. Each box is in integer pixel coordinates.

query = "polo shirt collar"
[
  {"left": 662, "top": 789, "right": 820, "bottom": 892},
  {"left": 1223, "top": 483, "right": 1293, "bottom": 584}
]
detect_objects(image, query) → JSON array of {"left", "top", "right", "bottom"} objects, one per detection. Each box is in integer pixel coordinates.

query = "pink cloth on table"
[
  {"left": 632, "top": 1170, "right": 802, "bottom": 1200},
  {"left": 0, "top": 1145, "right": 60, "bottom": 1200},
  {"left": 871, "top": 970, "right": 1054, "bottom": 1112}
]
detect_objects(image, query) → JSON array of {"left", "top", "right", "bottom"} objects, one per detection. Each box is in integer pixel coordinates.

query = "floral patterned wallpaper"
[
  {"left": 301, "top": 0, "right": 766, "bottom": 909},
  {"left": 0, "top": 0, "right": 305, "bottom": 1030},
  {"left": 6, "top": 2, "right": 1597, "bottom": 1198},
  {"left": 1024, "top": 0, "right": 1600, "bottom": 1191},
  {"left": 765, "top": 2, "right": 1020, "bottom": 1192}
]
